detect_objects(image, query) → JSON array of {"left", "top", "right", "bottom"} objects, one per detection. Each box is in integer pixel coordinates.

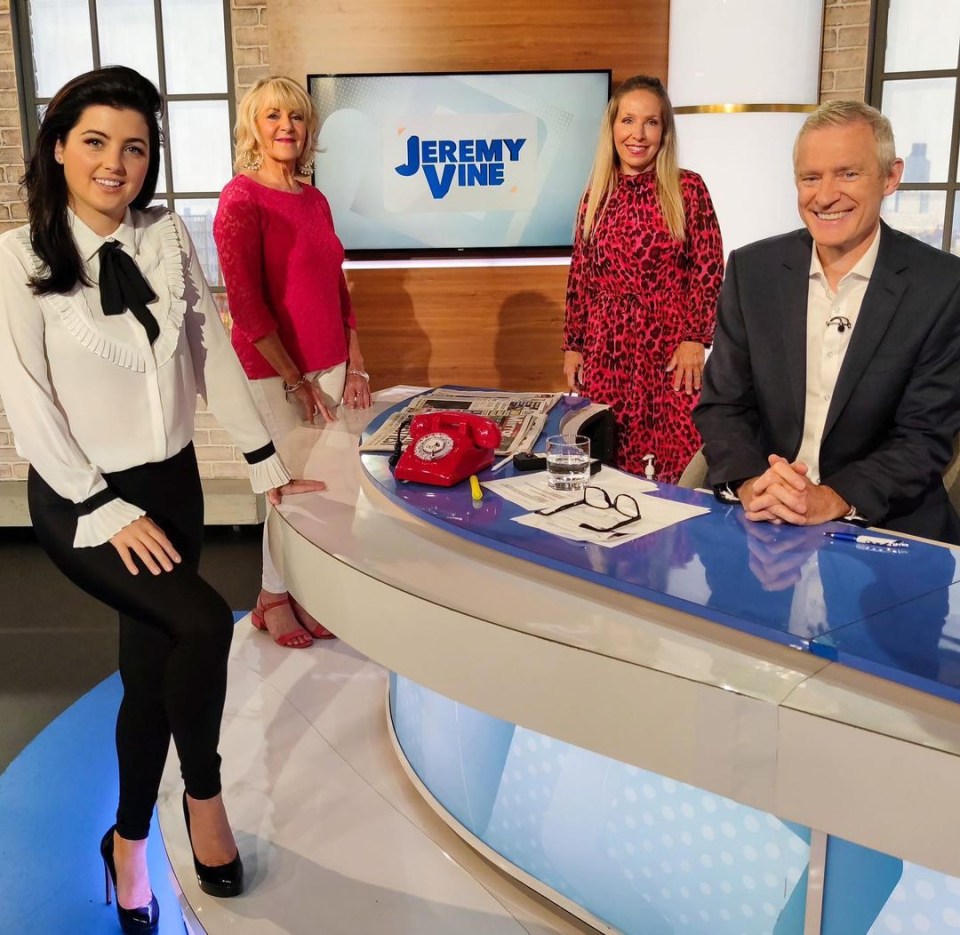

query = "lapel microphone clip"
[{"left": 827, "top": 315, "right": 852, "bottom": 334}]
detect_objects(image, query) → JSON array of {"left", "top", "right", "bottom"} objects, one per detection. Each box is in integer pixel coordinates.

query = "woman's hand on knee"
[
  {"left": 110, "top": 517, "right": 182, "bottom": 576},
  {"left": 266, "top": 478, "right": 328, "bottom": 506}
]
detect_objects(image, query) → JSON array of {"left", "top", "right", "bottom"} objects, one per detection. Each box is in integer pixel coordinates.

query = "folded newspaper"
[{"left": 360, "top": 389, "right": 561, "bottom": 456}]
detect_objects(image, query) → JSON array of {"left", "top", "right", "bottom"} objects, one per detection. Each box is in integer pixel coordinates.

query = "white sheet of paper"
[
  {"left": 482, "top": 465, "right": 656, "bottom": 512},
  {"left": 511, "top": 489, "right": 710, "bottom": 547}
]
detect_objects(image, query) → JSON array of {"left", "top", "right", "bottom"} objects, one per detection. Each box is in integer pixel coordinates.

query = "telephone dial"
[{"left": 393, "top": 411, "right": 501, "bottom": 486}]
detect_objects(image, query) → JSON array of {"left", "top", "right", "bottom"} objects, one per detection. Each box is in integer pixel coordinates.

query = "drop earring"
[
  {"left": 297, "top": 150, "right": 315, "bottom": 176},
  {"left": 241, "top": 151, "right": 262, "bottom": 171}
]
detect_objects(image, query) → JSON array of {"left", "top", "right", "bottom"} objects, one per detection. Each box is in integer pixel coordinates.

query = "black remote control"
[{"left": 513, "top": 452, "right": 547, "bottom": 471}]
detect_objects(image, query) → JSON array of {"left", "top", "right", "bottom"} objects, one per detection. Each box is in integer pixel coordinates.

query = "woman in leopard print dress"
[{"left": 563, "top": 75, "right": 724, "bottom": 482}]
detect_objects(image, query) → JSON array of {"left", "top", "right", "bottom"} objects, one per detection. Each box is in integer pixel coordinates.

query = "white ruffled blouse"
[{"left": 0, "top": 207, "right": 290, "bottom": 547}]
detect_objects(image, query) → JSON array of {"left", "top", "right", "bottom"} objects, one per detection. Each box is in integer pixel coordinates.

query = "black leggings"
[{"left": 28, "top": 444, "right": 234, "bottom": 840}]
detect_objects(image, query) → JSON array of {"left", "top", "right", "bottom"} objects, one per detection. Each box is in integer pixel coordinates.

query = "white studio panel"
[
  {"left": 669, "top": 0, "right": 824, "bottom": 106},
  {"left": 669, "top": 1, "right": 823, "bottom": 255},
  {"left": 677, "top": 112, "right": 807, "bottom": 254}
]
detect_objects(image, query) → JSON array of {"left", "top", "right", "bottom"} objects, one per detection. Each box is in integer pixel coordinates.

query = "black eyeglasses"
[{"left": 536, "top": 485, "right": 642, "bottom": 533}]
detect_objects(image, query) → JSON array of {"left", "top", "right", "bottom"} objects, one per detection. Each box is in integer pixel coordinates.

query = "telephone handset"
[{"left": 394, "top": 411, "right": 501, "bottom": 486}]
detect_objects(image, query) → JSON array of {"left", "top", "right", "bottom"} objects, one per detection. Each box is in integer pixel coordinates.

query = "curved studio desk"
[{"left": 267, "top": 389, "right": 960, "bottom": 935}]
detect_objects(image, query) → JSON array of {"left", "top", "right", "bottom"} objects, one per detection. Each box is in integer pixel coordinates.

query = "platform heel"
[
  {"left": 99, "top": 827, "right": 159, "bottom": 934},
  {"left": 181, "top": 792, "right": 244, "bottom": 897}
]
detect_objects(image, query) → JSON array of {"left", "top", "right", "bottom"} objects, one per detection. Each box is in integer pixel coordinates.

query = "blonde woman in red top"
[{"left": 215, "top": 76, "right": 370, "bottom": 648}]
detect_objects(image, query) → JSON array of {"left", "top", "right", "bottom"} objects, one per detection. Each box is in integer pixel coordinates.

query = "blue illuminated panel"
[
  {"left": 390, "top": 673, "right": 809, "bottom": 934},
  {"left": 821, "top": 834, "right": 960, "bottom": 934}
]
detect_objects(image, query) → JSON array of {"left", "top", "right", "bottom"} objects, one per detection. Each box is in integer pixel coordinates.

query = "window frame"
[
  {"left": 10, "top": 0, "right": 236, "bottom": 285},
  {"left": 868, "top": 0, "right": 960, "bottom": 253}
]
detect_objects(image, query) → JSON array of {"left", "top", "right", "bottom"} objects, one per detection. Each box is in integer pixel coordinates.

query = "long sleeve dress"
[{"left": 563, "top": 170, "right": 724, "bottom": 483}]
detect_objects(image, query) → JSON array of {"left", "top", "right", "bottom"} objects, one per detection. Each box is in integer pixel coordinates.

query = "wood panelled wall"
[{"left": 270, "top": 0, "right": 669, "bottom": 392}]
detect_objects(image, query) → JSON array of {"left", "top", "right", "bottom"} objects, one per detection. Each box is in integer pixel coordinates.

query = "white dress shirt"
[
  {"left": 796, "top": 226, "right": 881, "bottom": 483},
  {"left": 0, "top": 207, "right": 290, "bottom": 547}
]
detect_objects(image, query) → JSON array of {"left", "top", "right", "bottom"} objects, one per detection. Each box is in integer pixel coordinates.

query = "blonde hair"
[
  {"left": 233, "top": 76, "right": 320, "bottom": 173},
  {"left": 581, "top": 75, "right": 686, "bottom": 242},
  {"left": 794, "top": 100, "right": 897, "bottom": 175}
]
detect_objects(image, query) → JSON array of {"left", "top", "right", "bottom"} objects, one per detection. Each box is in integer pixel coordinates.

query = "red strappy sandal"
[
  {"left": 251, "top": 595, "right": 313, "bottom": 649},
  {"left": 290, "top": 597, "right": 337, "bottom": 640}
]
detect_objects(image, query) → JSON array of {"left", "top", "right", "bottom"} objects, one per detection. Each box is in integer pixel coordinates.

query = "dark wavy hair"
[{"left": 21, "top": 66, "right": 163, "bottom": 295}]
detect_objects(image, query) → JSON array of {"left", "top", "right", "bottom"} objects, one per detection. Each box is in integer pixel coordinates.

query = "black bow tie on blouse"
[{"left": 97, "top": 240, "right": 160, "bottom": 345}]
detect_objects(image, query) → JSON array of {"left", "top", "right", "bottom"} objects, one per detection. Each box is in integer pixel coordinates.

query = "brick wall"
[
  {"left": 820, "top": 0, "right": 874, "bottom": 101},
  {"left": 0, "top": 0, "right": 24, "bottom": 482},
  {"left": 232, "top": 1, "right": 270, "bottom": 95},
  {"left": 0, "top": 0, "right": 25, "bottom": 240}
]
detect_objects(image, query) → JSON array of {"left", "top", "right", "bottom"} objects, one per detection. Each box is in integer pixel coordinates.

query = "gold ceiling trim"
[{"left": 673, "top": 103, "right": 819, "bottom": 115}]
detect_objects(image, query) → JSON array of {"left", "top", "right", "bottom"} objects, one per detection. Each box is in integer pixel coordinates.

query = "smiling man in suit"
[{"left": 694, "top": 100, "right": 960, "bottom": 544}]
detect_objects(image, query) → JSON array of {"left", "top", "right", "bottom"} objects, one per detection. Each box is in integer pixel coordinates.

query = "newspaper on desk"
[
  {"left": 483, "top": 466, "right": 709, "bottom": 547},
  {"left": 359, "top": 389, "right": 560, "bottom": 456}
]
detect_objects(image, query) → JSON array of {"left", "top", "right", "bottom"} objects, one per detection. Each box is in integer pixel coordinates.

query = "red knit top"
[{"left": 213, "top": 174, "right": 356, "bottom": 380}]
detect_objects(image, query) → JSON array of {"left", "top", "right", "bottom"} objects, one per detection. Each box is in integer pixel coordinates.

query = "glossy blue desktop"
[{"left": 362, "top": 394, "right": 960, "bottom": 705}]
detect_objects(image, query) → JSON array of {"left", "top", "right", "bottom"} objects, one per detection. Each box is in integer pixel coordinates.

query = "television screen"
[{"left": 307, "top": 70, "right": 611, "bottom": 257}]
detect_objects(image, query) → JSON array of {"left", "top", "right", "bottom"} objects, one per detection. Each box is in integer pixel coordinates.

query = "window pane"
[
  {"left": 212, "top": 292, "right": 232, "bottom": 329},
  {"left": 28, "top": 0, "right": 93, "bottom": 97},
  {"left": 96, "top": 0, "right": 160, "bottom": 88},
  {"left": 882, "top": 78, "right": 957, "bottom": 182},
  {"left": 168, "top": 101, "right": 232, "bottom": 193},
  {"left": 175, "top": 199, "right": 222, "bottom": 286},
  {"left": 882, "top": 188, "right": 946, "bottom": 250},
  {"left": 155, "top": 148, "right": 168, "bottom": 196},
  {"left": 953, "top": 194, "right": 960, "bottom": 258},
  {"left": 161, "top": 0, "right": 227, "bottom": 93},
  {"left": 884, "top": 0, "right": 960, "bottom": 72}
]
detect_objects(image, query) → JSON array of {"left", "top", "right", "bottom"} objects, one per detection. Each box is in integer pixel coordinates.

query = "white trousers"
[{"left": 247, "top": 362, "right": 346, "bottom": 593}]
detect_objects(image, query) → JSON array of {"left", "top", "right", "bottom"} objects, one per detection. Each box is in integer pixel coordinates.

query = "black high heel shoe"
[
  {"left": 99, "top": 827, "right": 160, "bottom": 934},
  {"left": 182, "top": 792, "right": 244, "bottom": 897}
]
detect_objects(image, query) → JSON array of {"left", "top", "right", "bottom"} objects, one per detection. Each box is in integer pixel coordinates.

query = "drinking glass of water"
[{"left": 545, "top": 435, "right": 591, "bottom": 491}]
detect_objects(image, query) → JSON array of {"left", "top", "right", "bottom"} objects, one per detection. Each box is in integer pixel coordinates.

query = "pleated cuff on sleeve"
[
  {"left": 73, "top": 498, "right": 147, "bottom": 548},
  {"left": 246, "top": 451, "right": 291, "bottom": 493}
]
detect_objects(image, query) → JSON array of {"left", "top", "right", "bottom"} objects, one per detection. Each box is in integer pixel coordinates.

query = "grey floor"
[{"left": 0, "top": 524, "right": 262, "bottom": 772}]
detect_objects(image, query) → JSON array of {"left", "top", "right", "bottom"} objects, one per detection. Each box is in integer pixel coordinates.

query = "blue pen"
[{"left": 825, "top": 532, "right": 909, "bottom": 548}]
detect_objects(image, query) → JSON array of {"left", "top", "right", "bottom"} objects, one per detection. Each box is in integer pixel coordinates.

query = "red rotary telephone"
[{"left": 394, "top": 412, "right": 501, "bottom": 486}]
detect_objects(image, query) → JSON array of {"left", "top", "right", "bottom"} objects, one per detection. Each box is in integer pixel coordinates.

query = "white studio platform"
[{"left": 157, "top": 621, "right": 596, "bottom": 935}]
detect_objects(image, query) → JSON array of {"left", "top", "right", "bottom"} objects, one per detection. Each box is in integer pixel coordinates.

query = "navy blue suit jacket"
[{"left": 694, "top": 222, "right": 960, "bottom": 544}]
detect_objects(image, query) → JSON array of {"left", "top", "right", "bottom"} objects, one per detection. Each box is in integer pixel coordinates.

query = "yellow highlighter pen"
[{"left": 469, "top": 474, "right": 483, "bottom": 502}]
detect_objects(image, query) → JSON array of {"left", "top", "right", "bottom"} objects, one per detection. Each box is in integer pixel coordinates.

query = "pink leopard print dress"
[{"left": 563, "top": 170, "right": 724, "bottom": 482}]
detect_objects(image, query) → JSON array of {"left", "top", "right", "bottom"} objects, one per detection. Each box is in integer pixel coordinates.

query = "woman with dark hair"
[
  {"left": 214, "top": 76, "right": 370, "bottom": 648},
  {"left": 563, "top": 75, "right": 724, "bottom": 483},
  {"left": 0, "top": 66, "right": 323, "bottom": 933}
]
